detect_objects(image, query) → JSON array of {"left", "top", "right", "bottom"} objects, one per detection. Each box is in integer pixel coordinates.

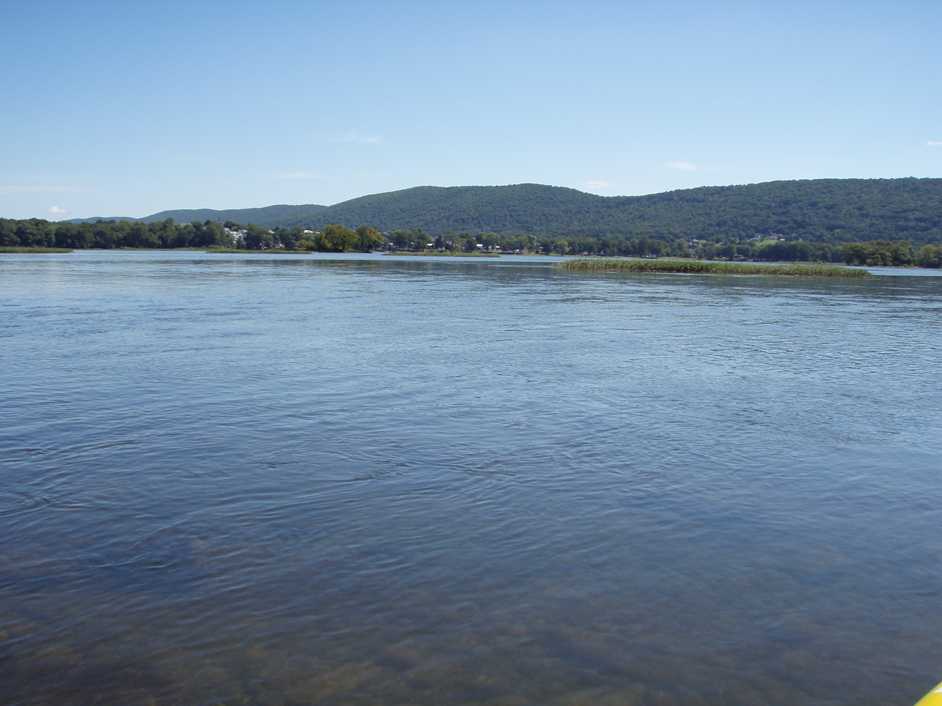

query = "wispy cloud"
[
  {"left": 0, "top": 184, "right": 86, "bottom": 194},
  {"left": 48, "top": 205, "right": 69, "bottom": 216},
  {"left": 330, "top": 130, "right": 383, "bottom": 145},
  {"left": 664, "top": 160, "right": 698, "bottom": 172},
  {"left": 274, "top": 170, "right": 323, "bottom": 180},
  {"left": 929, "top": 140, "right": 942, "bottom": 147},
  {"left": 584, "top": 179, "right": 611, "bottom": 190}
]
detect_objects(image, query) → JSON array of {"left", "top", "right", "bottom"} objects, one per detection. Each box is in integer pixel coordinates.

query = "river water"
[{"left": 1, "top": 251, "right": 941, "bottom": 706}]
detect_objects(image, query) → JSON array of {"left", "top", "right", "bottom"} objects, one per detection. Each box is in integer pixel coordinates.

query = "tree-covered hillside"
[
  {"left": 296, "top": 184, "right": 604, "bottom": 235},
  {"left": 617, "top": 179, "right": 942, "bottom": 244},
  {"left": 137, "top": 204, "right": 328, "bottom": 225},
  {"left": 58, "top": 178, "right": 942, "bottom": 244}
]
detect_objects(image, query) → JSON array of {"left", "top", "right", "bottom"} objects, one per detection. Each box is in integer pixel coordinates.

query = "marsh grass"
[
  {"left": 0, "top": 247, "right": 72, "bottom": 254},
  {"left": 560, "top": 258, "right": 869, "bottom": 277}
]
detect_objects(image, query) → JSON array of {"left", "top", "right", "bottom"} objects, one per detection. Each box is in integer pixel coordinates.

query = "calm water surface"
[{"left": 1, "top": 251, "right": 941, "bottom": 706}]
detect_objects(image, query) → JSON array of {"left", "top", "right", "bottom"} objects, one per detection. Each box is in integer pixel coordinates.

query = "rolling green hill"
[
  {"left": 140, "top": 204, "right": 328, "bottom": 225},
  {"left": 74, "top": 178, "right": 942, "bottom": 243}
]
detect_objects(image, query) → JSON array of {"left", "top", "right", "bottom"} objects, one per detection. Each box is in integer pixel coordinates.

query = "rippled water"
[{"left": 2, "top": 251, "right": 941, "bottom": 706}]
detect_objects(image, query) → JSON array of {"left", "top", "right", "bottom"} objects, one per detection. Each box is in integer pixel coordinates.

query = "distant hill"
[
  {"left": 76, "top": 178, "right": 942, "bottom": 243},
  {"left": 139, "top": 203, "right": 328, "bottom": 225},
  {"left": 68, "top": 216, "right": 136, "bottom": 223}
]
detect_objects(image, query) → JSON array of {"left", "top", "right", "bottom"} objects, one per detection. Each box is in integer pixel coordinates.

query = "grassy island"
[
  {"left": 0, "top": 246, "right": 72, "bottom": 254},
  {"left": 560, "top": 258, "right": 870, "bottom": 277}
]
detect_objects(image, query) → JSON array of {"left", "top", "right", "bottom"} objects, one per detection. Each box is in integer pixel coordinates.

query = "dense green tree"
[
  {"left": 0, "top": 220, "right": 17, "bottom": 245},
  {"left": 841, "top": 241, "right": 916, "bottom": 266},
  {"left": 243, "top": 224, "right": 275, "bottom": 250},
  {"left": 276, "top": 227, "right": 301, "bottom": 250},
  {"left": 916, "top": 244, "right": 942, "bottom": 268},
  {"left": 355, "top": 225, "right": 384, "bottom": 251},
  {"left": 315, "top": 224, "right": 358, "bottom": 252}
]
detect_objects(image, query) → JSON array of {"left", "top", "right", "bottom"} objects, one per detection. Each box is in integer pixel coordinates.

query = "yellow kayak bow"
[{"left": 916, "top": 682, "right": 942, "bottom": 706}]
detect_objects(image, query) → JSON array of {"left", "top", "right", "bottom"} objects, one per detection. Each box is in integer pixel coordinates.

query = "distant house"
[{"left": 223, "top": 227, "right": 246, "bottom": 245}]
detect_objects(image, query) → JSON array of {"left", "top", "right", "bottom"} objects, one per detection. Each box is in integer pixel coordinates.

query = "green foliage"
[
  {"left": 243, "top": 224, "right": 275, "bottom": 250},
  {"left": 0, "top": 218, "right": 389, "bottom": 253},
  {"left": 841, "top": 240, "right": 916, "bottom": 266},
  {"left": 119, "top": 179, "right": 942, "bottom": 244},
  {"left": 205, "top": 248, "right": 310, "bottom": 254},
  {"left": 561, "top": 259, "right": 870, "bottom": 277},
  {"left": 132, "top": 204, "right": 329, "bottom": 225},
  {"left": 384, "top": 251, "right": 500, "bottom": 257},
  {"left": 313, "top": 224, "right": 357, "bottom": 251},
  {"left": 6, "top": 177, "right": 942, "bottom": 267},
  {"left": 355, "top": 225, "right": 384, "bottom": 251},
  {"left": 0, "top": 246, "right": 72, "bottom": 253},
  {"left": 916, "top": 244, "right": 942, "bottom": 268}
]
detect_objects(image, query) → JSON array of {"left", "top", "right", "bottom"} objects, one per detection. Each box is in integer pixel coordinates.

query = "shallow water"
[{"left": 1, "top": 251, "right": 941, "bottom": 706}]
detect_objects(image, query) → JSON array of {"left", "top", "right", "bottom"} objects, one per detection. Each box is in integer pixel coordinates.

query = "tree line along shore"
[{"left": 1, "top": 217, "right": 940, "bottom": 268}]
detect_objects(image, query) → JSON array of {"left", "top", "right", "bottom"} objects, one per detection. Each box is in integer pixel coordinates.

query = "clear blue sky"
[{"left": 1, "top": 0, "right": 940, "bottom": 219}]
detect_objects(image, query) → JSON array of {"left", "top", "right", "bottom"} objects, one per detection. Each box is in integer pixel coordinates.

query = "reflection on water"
[{"left": 2, "top": 252, "right": 941, "bottom": 705}]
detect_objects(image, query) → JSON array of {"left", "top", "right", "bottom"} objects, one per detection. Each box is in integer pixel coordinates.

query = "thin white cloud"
[
  {"left": 664, "top": 160, "right": 698, "bottom": 172},
  {"left": 0, "top": 184, "right": 85, "bottom": 194},
  {"left": 48, "top": 205, "right": 68, "bottom": 216},
  {"left": 584, "top": 179, "right": 611, "bottom": 190},
  {"left": 929, "top": 140, "right": 942, "bottom": 147},
  {"left": 330, "top": 130, "right": 383, "bottom": 145},
  {"left": 274, "top": 170, "right": 323, "bottom": 180}
]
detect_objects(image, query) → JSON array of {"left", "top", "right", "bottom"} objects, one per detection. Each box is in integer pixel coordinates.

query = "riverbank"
[
  {"left": 560, "top": 258, "right": 870, "bottom": 277},
  {"left": 205, "top": 248, "right": 314, "bottom": 254},
  {"left": 203, "top": 249, "right": 502, "bottom": 256},
  {"left": 0, "top": 247, "right": 73, "bottom": 254},
  {"left": 385, "top": 251, "right": 501, "bottom": 257}
]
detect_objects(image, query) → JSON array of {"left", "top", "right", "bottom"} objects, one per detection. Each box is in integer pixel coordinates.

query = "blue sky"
[{"left": 1, "top": 0, "right": 940, "bottom": 219}]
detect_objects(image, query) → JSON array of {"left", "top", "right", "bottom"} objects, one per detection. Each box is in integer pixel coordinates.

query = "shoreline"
[
  {"left": 5, "top": 248, "right": 939, "bottom": 276},
  {"left": 384, "top": 251, "right": 501, "bottom": 257},
  {"left": 0, "top": 247, "right": 73, "bottom": 254}
]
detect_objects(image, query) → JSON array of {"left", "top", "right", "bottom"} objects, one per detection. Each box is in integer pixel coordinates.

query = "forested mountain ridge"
[
  {"left": 68, "top": 178, "right": 942, "bottom": 243},
  {"left": 142, "top": 204, "right": 329, "bottom": 226},
  {"left": 617, "top": 178, "right": 942, "bottom": 244},
  {"left": 70, "top": 205, "right": 328, "bottom": 225}
]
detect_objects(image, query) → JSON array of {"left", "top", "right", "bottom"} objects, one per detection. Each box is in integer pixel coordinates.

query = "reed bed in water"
[{"left": 560, "top": 258, "right": 870, "bottom": 277}]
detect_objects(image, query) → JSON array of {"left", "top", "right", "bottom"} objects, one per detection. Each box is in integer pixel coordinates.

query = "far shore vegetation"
[
  {"left": 206, "top": 248, "right": 312, "bottom": 254},
  {"left": 0, "top": 246, "right": 72, "bottom": 253},
  {"left": 384, "top": 250, "right": 500, "bottom": 257},
  {"left": 2, "top": 217, "right": 941, "bottom": 268},
  {"left": 561, "top": 258, "right": 870, "bottom": 277}
]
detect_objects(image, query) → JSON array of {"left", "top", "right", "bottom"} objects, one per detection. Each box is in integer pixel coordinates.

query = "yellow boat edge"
[{"left": 916, "top": 682, "right": 942, "bottom": 706}]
